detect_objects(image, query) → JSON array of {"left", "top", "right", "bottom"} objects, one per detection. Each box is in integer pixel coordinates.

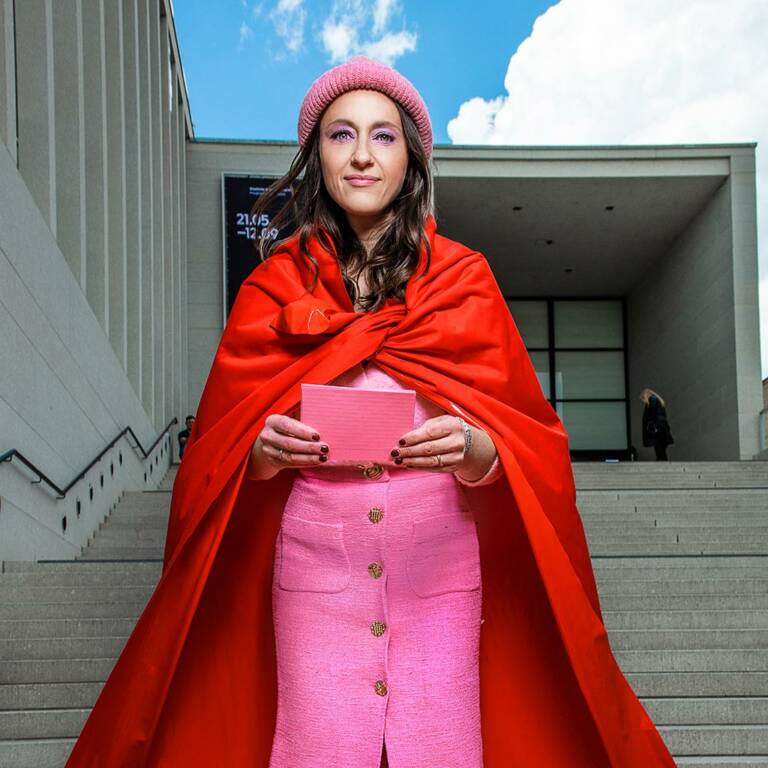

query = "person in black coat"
[
  {"left": 177, "top": 414, "right": 196, "bottom": 460},
  {"left": 640, "top": 389, "right": 674, "bottom": 461}
]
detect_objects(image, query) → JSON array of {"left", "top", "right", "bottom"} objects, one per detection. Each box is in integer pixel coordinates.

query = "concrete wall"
[
  {"left": 627, "top": 148, "right": 762, "bottom": 460},
  {"left": 185, "top": 141, "right": 296, "bottom": 409},
  {"left": 0, "top": 0, "right": 192, "bottom": 561}
]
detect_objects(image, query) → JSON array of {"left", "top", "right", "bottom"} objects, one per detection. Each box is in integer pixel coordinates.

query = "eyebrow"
[{"left": 325, "top": 118, "right": 400, "bottom": 131}]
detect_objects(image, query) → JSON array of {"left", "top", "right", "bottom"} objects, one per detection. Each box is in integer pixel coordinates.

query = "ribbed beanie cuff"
[{"left": 297, "top": 55, "right": 432, "bottom": 158}]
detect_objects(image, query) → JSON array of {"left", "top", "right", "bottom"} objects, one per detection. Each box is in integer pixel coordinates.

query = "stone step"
[
  {"left": 592, "top": 555, "right": 768, "bottom": 569},
  {"left": 589, "top": 542, "right": 768, "bottom": 556},
  {"left": 674, "top": 758, "right": 768, "bottom": 767},
  {"left": 579, "top": 503, "right": 768, "bottom": 514},
  {"left": 89, "top": 529, "right": 167, "bottom": 543},
  {"left": 659, "top": 724, "right": 768, "bottom": 755},
  {"left": 603, "top": 610, "right": 768, "bottom": 630},
  {"left": 576, "top": 476, "right": 768, "bottom": 488},
  {"left": 585, "top": 533, "right": 768, "bottom": 546},
  {"left": 1, "top": 560, "right": 163, "bottom": 574},
  {"left": 627, "top": 672, "right": 768, "bottom": 698},
  {"left": 594, "top": 566, "right": 768, "bottom": 580},
  {"left": 615, "top": 649, "right": 768, "bottom": 673},
  {"left": 97, "top": 517, "right": 168, "bottom": 528},
  {"left": 78, "top": 547, "right": 165, "bottom": 559},
  {"left": 644, "top": 697, "right": 768, "bottom": 725},
  {"left": 586, "top": 526, "right": 768, "bottom": 538},
  {"left": 600, "top": 593, "right": 768, "bottom": 610},
  {"left": 0, "top": 570, "right": 161, "bottom": 587},
  {"left": 0, "top": 617, "right": 139, "bottom": 638},
  {"left": 0, "top": 636, "right": 129, "bottom": 660},
  {"left": 0, "top": 707, "right": 87, "bottom": 740},
  {"left": 0, "top": 681, "right": 103, "bottom": 710},
  {"left": 583, "top": 515, "right": 768, "bottom": 528},
  {"left": 589, "top": 544, "right": 768, "bottom": 556},
  {"left": 594, "top": 578, "right": 768, "bottom": 596},
  {"left": 577, "top": 492, "right": 768, "bottom": 506},
  {"left": 573, "top": 468, "right": 768, "bottom": 484},
  {"left": 0, "top": 601, "right": 148, "bottom": 619},
  {"left": 0, "top": 658, "right": 116, "bottom": 684},
  {"left": 0, "top": 585, "right": 154, "bottom": 603},
  {"left": 606, "top": 629, "right": 768, "bottom": 651},
  {"left": 0, "top": 737, "right": 75, "bottom": 768}
]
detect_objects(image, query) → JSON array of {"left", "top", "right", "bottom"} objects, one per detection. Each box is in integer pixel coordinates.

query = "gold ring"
[
  {"left": 436, "top": 454, "right": 443, "bottom": 467},
  {"left": 279, "top": 448, "right": 286, "bottom": 462}
]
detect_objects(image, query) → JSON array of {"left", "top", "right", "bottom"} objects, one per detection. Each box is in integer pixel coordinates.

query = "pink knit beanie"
[{"left": 297, "top": 55, "right": 433, "bottom": 158}]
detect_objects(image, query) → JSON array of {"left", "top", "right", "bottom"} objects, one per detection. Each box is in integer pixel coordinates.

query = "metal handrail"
[{"left": 0, "top": 418, "right": 178, "bottom": 499}]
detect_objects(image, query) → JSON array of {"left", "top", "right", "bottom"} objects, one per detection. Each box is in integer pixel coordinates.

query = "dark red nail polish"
[
  {"left": 319, "top": 454, "right": 328, "bottom": 462},
  {"left": 321, "top": 445, "right": 329, "bottom": 453},
  {"left": 394, "top": 457, "right": 403, "bottom": 464},
  {"left": 398, "top": 438, "right": 406, "bottom": 446},
  {"left": 312, "top": 433, "right": 320, "bottom": 441},
  {"left": 390, "top": 448, "right": 399, "bottom": 457}
]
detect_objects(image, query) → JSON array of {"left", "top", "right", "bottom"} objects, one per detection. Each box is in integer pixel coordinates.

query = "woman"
[
  {"left": 248, "top": 60, "right": 502, "bottom": 768},
  {"left": 65, "top": 57, "right": 677, "bottom": 767},
  {"left": 641, "top": 388, "right": 675, "bottom": 461}
]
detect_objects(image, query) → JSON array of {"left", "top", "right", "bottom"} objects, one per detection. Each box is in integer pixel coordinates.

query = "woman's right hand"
[{"left": 248, "top": 413, "right": 329, "bottom": 480}]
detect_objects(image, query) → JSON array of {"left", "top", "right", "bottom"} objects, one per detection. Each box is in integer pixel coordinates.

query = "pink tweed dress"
[{"left": 268, "top": 361, "right": 502, "bottom": 768}]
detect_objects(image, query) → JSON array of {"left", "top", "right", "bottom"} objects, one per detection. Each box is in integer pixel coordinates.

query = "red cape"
[{"left": 66, "top": 214, "right": 676, "bottom": 766}]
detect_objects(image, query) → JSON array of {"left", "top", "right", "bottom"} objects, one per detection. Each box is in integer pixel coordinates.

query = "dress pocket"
[
  {"left": 406, "top": 511, "right": 481, "bottom": 598},
  {"left": 278, "top": 514, "right": 351, "bottom": 593}
]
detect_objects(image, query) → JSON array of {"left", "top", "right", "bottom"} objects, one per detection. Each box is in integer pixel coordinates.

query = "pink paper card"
[{"left": 300, "top": 382, "right": 416, "bottom": 465}]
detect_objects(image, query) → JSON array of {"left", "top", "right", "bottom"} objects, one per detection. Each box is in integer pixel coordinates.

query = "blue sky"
[
  {"left": 173, "top": 0, "right": 768, "bottom": 377},
  {"left": 172, "top": 0, "right": 559, "bottom": 143}
]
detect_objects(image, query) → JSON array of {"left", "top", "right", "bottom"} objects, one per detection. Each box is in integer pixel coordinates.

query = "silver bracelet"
[{"left": 456, "top": 416, "right": 473, "bottom": 455}]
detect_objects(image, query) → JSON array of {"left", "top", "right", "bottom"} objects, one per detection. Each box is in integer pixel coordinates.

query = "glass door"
[{"left": 506, "top": 298, "right": 629, "bottom": 459}]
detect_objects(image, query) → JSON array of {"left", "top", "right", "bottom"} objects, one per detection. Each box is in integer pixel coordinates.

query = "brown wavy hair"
[{"left": 248, "top": 100, "right": 434, "bottom": 313}]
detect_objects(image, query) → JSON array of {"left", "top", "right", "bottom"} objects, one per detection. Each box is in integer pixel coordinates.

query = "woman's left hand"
[{"left": 391, "top": 415, "right": 497, "bottom": 480}]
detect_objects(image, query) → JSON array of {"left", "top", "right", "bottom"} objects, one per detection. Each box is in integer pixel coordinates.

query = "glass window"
[
  {"left": 507, "top": 300, "right": 548, "bottom": 348},
  {"left": 556, "top": 402, "right": 627, "bottom": 450},
  {"left": 528, "top": 350, "right": 551, "bottom": 399},
  {"left": 554, "top": 350, "right": 625, "bottom": 399},
  {"left": 554, "top": 300, "right": 623, "bottom": 348}
]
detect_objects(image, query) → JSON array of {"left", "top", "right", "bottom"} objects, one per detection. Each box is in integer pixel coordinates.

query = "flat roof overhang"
[{"left": 431, "top": 143, "right": 752, "bottom": 295}]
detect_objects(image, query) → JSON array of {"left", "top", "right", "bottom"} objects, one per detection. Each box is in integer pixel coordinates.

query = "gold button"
[
  {"left": 368, "top": 562, "right": 383, "bottom": 578},
  {"left": 368, "top": 507, "right": 384, "bottom": 523},
  {"left": 357, "top": 462, "right": 384, "bottom": 479},
  {"left": 370, "top": 620, "right": 386, "bottom": 637},
  {"left": 374, "top": 679, "right": 388, "bottom": 696}
]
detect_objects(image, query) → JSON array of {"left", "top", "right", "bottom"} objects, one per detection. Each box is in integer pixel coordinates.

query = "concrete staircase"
[
  {"left": 0, "top": 466, "right": 175, "bottom": 768},
  {"left": 0, "top": 461, "right": 766, "bottom": 767},
  {"left": 577, "top": 460, "right": 768, "bottom": 767}
]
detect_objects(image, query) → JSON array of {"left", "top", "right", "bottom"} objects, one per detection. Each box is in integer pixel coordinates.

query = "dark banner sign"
[{"left": 222, "top": 174, "right": 296, "bottom": 319}]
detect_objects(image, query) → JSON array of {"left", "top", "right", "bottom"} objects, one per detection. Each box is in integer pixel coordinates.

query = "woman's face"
[{"left": 318, "top": 89, "right": 409, "bottom": 234}]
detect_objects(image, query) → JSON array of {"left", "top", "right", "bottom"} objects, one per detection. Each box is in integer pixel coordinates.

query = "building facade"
[{"left": 0, "top": 1, "right": 763, "bottom": 563}]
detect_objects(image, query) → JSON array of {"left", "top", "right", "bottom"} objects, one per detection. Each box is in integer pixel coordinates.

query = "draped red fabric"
[{"left": 65, "top": 213, "right": 676, "bottom": 767}]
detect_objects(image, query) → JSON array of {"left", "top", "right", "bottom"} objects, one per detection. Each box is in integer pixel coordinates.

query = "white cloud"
[
  {"left": 237, "top": 21, "right": 253, "bottom": 52},
  {"left": 372, "top": 0, "right": 397, "bottom": 37},
  {"left": 269, "top": 0, "right": 307, "bottom": 56},
  {"left": 320, "top": 0, "right": 416, "bottom": 66},
  {"left": 448, "top": 0, "right": 768, "bottom": 377}
]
